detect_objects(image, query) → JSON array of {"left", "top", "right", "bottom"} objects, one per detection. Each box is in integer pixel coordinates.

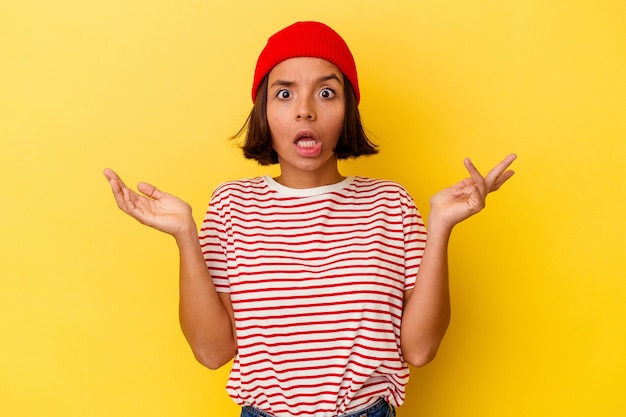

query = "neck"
[{"left": 275, "top": 166, "right": 344, "bottom": 189}]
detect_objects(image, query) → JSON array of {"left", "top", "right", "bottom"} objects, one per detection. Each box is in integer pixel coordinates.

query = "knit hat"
[{"left": 251, "top": 21, "right": 360, "bottom": 104}]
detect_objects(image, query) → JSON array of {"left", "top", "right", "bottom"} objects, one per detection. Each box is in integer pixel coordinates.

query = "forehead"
[{"left": 268, "top": 57, "right": 343, "bottom": 82}]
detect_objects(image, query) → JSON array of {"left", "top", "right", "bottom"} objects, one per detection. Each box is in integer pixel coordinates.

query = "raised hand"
[
  {"left": 103, "top": 168, "right": 196, "bottom": 238},
  {"left": 428, "top": 153, "right": 517, "bottom": 231}
]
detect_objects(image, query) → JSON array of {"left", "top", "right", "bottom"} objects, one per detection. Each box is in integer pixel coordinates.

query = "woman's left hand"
[{"left": 428, "top": 153, "right": 517, "bottom": 231}]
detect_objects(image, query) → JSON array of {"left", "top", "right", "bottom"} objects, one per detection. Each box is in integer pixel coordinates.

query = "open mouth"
[
  {"left": 295, "top": 136, "right": 319, "bottom": 148},
  {"left": 293, "top": 132, "right": 322, "bottom": 156}
]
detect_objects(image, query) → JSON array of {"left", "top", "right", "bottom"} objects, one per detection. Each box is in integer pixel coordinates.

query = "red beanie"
[{"left": 251, "top": 21, "right": 360, "bottom": 104}]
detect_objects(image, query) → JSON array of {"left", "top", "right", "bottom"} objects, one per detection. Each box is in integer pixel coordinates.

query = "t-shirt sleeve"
[
  {"left": 198, "top": 187, "right": 231, "bottom": 294},
  {"left": 401, "top": 190, "right": 427, "bottom": 291}
]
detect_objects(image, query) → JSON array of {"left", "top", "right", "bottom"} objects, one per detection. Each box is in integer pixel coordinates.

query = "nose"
[{"left": 296, "top": 96, "right": 316, "bottom": 120}]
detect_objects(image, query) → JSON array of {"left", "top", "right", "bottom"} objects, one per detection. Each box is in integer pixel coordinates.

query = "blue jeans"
[{"left": 240, "top": 397, "right": 396, "bottom": 417}]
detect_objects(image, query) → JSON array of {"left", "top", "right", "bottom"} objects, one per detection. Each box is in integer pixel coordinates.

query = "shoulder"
[
  {"left": 207, "top": 177, "right": 274, "bottom": 212},
  {"left": 346, "top": 177, "right": 420, "bottom": 215},
  {"left": 348, "top": 176, "right": 413, "bottom": 198},
  {"left": 211, "top": 176, "right": 268, "bottom": 199}
]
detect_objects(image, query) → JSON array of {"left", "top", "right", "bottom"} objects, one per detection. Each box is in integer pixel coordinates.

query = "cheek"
[
  {"left": 329, "top": 112, "right": 346, "bottom": 142},
  {"left": 267, "top": 119, "right": 283, "bottom": 142},
  {"left": 267, "top": 120, "right": 288, "bottom": 151},
  {"left": 267, "top": 106, "right": 287, "bottom": 130}
]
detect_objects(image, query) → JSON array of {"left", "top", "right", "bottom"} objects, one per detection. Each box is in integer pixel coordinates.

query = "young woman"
[{"left": 104, "top": 21, "right": 516, "bottom": 417}]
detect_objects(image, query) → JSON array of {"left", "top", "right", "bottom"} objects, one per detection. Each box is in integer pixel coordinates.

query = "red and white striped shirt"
[{"left": 199, "top": 175, "right": 427, "bottom": 417}]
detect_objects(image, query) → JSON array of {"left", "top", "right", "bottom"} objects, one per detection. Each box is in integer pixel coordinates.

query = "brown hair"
[{"left": 233, "top": 75, "right": 378, "bottom": 166}]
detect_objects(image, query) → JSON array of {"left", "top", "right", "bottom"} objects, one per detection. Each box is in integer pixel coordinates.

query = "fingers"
[
  {"left": 463, "top": 158, "right": 487, "bottom": 199},
  {"left": 464, "top": 153, "right": 517, "bottom": 195},
  {"left": 491, "top": 169, "right": 515, "bottom": 192},
  {"left": 103, "top": 168, "right": 119, "bottom": 182},
  {"left": 137, "top": 182, "right": 164, "bottom": 200},
  {"left": 103, "top": 168, "right": 129, "bottom": 190},
  {"left": 484, "top": 153, "right": 517, "bottom": 192},
  {"left": 103, "top": 168, "right": 129, "bottom": 209},
  {"left": 464, "top": 183, "right": 485, "bottom": 212},
  {"left": 103, "top": 169, "right": 146, "bottom": 215}
]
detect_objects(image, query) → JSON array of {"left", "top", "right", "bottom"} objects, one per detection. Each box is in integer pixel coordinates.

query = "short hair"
[{"left": 233, "top": 75, "right": 378, "bottom": 166}]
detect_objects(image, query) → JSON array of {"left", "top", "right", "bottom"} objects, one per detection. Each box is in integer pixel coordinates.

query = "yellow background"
[{"left": 1, "top": 0, "right": 625, "bottom": 416}]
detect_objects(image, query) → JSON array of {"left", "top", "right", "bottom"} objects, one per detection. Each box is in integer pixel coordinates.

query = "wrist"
[
  {"left": 426, "top": 214, "right": 454, "bottom": 239},
  {"left": 174, "top": 219, "right": 199, "bottom": 245}
]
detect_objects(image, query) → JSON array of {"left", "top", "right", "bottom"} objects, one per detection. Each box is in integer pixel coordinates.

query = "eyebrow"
[
  {"left": 318, "top": 74, "right": 342, "bottom": 84},
  {"left": 270, "top": 73, "right": 343, "bottom": 88}
]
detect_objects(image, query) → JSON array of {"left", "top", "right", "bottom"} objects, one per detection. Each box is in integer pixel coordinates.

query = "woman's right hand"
[{"left": 103, "top": 168, "right": 196, "bottom": 239}]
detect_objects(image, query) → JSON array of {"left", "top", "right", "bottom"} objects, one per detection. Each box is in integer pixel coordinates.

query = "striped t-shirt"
[{"left": 199, "top": 175, "right": 427, "bottom": 417}]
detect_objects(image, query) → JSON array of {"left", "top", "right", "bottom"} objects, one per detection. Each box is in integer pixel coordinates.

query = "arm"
[
  {"left": 400, "top": 154, "right": 516, "bottom": 367},
  {"left": 176, "top": 227, "right": 237, "bottom": 369},
  {"left": 103, "top": 169, "right": 237, "bottom": 369}
]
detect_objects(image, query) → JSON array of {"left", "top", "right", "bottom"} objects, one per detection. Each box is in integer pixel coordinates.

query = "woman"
[{"left": 104, "top": 21, "right": 516, "bottom": 417}]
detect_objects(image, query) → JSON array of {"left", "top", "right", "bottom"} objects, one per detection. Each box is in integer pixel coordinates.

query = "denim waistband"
[
  {"left": 338, "top": 397, "right": 393, "bottom": 417},
  {"left": 240, "top": 397, "right": 393, "bottom": 417}
]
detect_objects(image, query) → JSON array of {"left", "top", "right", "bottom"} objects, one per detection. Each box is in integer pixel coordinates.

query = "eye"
[
  {"left": 277, "top": 89, "right": 291, "bottom": 99},
  {"left": 320, "top": 88, "right": 335, "bottom": 99}
]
